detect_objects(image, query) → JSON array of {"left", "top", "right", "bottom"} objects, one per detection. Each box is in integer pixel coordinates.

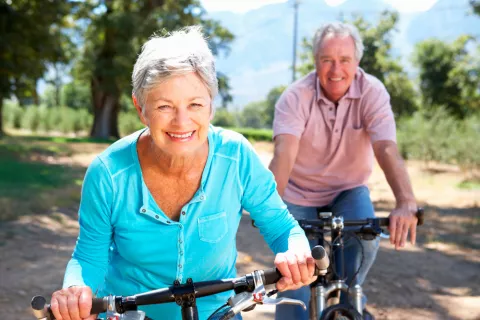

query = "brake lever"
[
  {"left": 224, "top": 270, "right": 306, "bottom": 319},
  {"left": 379, "top": 232, "right": 390, "bottom": 239},
  {"left": 259, "top": 295, "right": 306, "bottom": 309}
]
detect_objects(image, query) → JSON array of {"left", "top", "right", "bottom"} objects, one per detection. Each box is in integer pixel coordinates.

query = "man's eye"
[{"left": 158, "top": 105, "right": 171, "bottom": 110}]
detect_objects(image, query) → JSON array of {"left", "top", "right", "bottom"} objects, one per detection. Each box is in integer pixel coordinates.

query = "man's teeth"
[
  {"left": 168, "top": 131, "right": 194, "bottom": 138},
  {"left": 330, "top": 78, "right": 343, "bottom": 81}
]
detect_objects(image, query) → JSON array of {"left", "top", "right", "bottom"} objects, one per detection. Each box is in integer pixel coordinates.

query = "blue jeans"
[{"left": 275, "top": 186, "right": 380, "bottom": 320}]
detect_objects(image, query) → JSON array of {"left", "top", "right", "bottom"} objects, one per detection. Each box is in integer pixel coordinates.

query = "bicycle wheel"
[{"left": 319, "top": 303, "right": 362, "bottom": 320}]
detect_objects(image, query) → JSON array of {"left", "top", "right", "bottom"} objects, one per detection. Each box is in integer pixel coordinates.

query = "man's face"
[{"left": 316, "top": 35, "right": 359, "bottom": 103}]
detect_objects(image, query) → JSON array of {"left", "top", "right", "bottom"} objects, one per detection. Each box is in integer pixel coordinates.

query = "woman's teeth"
[{"left": 167, "top": 131, "right": 194, "bottom": 138}]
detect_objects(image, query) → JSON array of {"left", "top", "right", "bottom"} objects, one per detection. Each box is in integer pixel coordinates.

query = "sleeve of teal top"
[
  {"left": 237, "top": 137, "right": 309, "bottom": 255},
  {"left": 63, "top": 156, "right": 113, "bottom": 291}
]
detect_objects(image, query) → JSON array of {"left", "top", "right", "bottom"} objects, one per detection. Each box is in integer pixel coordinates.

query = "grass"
[
  {"left": 457, "top": 179, "right": 480, "bottom": 190},
  {"left": 18, "top": 135, "right": 115, "bottom": 144},
  {"left": 0, "top": 136, "right": 94, "bottom": 221}
]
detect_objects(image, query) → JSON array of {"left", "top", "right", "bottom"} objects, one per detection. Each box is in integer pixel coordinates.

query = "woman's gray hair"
[
  {"left": 312, "top": 22, "right": 364, "bottom": 61},
  {"left": 132, "top": 25, "right": 218, "bottom": 110}
]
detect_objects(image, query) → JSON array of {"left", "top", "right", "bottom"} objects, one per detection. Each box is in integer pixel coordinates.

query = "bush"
[
  {"left": 454, "top": 116, "right": 480, "bottom": 175},
  {"left": 3, "top": 102, "right": 93, "bottom": 135},
  {"left": 119, "top": 112, "right": 144, "bottom": 136},
  {"left": 212, "top": 108, "right": 238, "bottom": 128},
  {"left": 3, "top": 100, "right": 23, "bottom": 129},
  {"left": 21, "top": 106, "right": 41, "bottom": 132},
  {"left": 227, "top": 127, "right": 273, "bottom": 142},
  {"left": 397, "top": 108, "right": 480, "bottom": 175},
  {"left": 46, "top": 107, "right": 64, "bottom": 132}
]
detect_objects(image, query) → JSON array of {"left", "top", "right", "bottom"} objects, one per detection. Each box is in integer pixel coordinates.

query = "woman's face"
[{"left": 135, "top": 72, "right": 212, "bottom": 157}]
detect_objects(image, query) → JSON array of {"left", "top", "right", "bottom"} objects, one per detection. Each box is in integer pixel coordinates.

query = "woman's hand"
[
  {"left": 50, "top": 286, "right": 97, "bottom": 320},
  {"left": 274, "top": 250, "right": 316, "bottom": 291}
]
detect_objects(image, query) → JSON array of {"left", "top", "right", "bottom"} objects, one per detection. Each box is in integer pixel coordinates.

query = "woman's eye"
[
  {"left": 158, "top": 105, "right": 171, "bottom": 111},
  {"left": 190, "top": 103, "right": 203, "bottom": 109}
]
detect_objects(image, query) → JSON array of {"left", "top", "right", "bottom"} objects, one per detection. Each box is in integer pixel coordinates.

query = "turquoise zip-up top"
[{"left": 63, "top": 125, "right": 309, "bottom": 319}]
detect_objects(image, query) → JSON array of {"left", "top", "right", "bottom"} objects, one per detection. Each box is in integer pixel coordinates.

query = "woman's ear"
[{"left": 132, "top": 94, "right": 148, "bottom": 126}]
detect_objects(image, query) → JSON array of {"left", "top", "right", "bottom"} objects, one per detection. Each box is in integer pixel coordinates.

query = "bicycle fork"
[{"left": 309, "top": 282, "right": 363, "bottom": 319}]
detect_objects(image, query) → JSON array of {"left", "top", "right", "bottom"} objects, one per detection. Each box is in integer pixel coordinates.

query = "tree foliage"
[
  {"left": 412, "top": 35, "right": 479, "bottom": 118},
  {"left": 0, "top": 0, "right": 73, "bottom": 135},
  {"left": 72, "top": 0, "right": 234, "bottom": 138},
  {"left": 264, "top": 85, "right": 287, "bottom": 127}
]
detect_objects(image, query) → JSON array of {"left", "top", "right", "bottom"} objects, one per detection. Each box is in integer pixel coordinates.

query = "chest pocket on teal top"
[{"left": 198, "top": 211, "right": 228, "bottom": 243}]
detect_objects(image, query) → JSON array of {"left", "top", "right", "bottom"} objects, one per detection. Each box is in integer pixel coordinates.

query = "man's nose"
[{"left": 331, "top": 61, "right": 340, "bottom": 72}]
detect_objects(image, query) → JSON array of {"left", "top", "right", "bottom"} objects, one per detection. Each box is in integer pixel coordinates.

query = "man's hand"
[
  {"left": 389, "top": 205, "right": 418, "bottom": 250},
  {"left": 274, "top": 250, "right": 316, "bottom": 291}
]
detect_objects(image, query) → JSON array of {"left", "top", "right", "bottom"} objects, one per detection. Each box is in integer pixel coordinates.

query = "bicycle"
[
  {"left": 31, "top": 246, "right": 329, "bottom": 320},
  {"left": 297, "top": 208, "right": 425, "bottom": 320}
]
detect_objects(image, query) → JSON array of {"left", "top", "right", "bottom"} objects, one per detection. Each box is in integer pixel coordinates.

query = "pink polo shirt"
[{"left": 273, "top": 68, "right": 396, "bottom": 207}]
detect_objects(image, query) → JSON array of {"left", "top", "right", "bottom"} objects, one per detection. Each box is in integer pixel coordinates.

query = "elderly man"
[{"left": 270, "top": 22, "right": 419, "bottom": 320}]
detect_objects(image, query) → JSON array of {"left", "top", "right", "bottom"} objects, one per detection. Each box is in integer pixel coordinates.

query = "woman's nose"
[{"left": 173, "top": 107, "right": 191, "bottom": 125}]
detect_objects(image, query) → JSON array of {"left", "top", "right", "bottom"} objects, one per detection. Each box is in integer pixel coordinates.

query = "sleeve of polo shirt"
[
  {"left": 273, "top": 89, "right": 307, "bottom": 139},
  {"left": 364, "top": 85, "right": 397, "bottom": 143},
  {"left": 237, "top": 137, "right": 310, "bottom": 255},
  {"left": 63, "top": 156, "right": 113, "bottom": 292}
]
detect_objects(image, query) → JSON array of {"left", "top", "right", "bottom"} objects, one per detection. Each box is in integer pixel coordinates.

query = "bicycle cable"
[
  {"left": 207, "top": 302, "right": 229, "bottom": 320},
  {"left": 343, "top": 231, "right": 365, "bottom": 299}
]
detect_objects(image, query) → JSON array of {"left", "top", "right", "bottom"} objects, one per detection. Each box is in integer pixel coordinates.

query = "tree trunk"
[
  {"left": 54, "top": 63, "right": 61, "bottom": 107},
  {"left": 33, "top": 79, "right": 39, "bottom": 105},
  {"left": 90, "top": 76, "right": 120, "bottom": 139},
  {"left": 88, "top": 2, "right": 120, "bottom": 139}
]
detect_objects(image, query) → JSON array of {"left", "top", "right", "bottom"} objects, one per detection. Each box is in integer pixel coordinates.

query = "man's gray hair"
[
  {"left": 132, "top": 25, "right": 218, "bottom": 110},
  {"left": 312, "top": 22, "right": 364, "bottom": 61}
]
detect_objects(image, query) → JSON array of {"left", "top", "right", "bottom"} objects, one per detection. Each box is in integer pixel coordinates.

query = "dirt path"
[{"left": 1, "top": 145, "right": 479, "bottom": 320}]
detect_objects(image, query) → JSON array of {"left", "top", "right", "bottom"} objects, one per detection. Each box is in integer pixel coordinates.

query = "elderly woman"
[{"left": 50, "top": 26, "right": 315, "bottom": 320}]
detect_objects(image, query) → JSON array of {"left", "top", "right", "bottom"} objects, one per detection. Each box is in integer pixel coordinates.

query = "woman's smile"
[{"left": 165, "top": 130, "right": 196, "bottom": 142}]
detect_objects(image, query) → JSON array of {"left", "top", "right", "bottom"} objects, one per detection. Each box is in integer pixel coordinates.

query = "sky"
[{"left": 200, "top": 0, "right": 439, "bottom": 13}]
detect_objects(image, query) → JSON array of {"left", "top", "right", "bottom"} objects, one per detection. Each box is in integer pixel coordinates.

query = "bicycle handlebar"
[
  {"left": 31, "top": 268, "right": 285, "bottom": 319},
  {"left": 298, "top": 208, "right": 424, "bottom": 230}
]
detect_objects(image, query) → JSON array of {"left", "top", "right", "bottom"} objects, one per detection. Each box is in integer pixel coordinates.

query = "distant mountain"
[{"left": 207, "top": 0, "right": 479, "bottom": 108}]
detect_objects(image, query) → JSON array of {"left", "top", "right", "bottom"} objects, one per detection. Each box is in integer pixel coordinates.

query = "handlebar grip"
[
  {"left": 416, "top": 207, "right": 424, "bottom": 226},
  {"left": 262, "top": 268, "right": 282, "bottom": 285},
  {"left": 377, "top": 217, "right": 390, "bottom": 227},
  {"left": 378, "top": 208, "right": 424, "bottom": 227},
  {"left": 91, "top": 297, "right": 107, "bottom": 315}
]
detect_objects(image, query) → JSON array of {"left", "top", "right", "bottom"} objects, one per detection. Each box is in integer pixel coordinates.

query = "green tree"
[
  {"left": 212, "top": 108, "right": 237, "bottom": 127},
  {"left": 241, "top": 101, "right": 267, "bottom": 129},
  {"left": 264, "top": 85, "right": 286, "bottom": 127},
  {"left": 296, "top": 11, "right": 418, "bottom": 118},
  {"left": 217, "top": 72, "right": 233, "bottom": 108},
  {"left": 471, "top": 0, "right": 480, "bottom": 15},
  {"left": 42, "top": 86, "right": 60, "bottom": 108},
  {"left": 73, "top": 0, "right": 234, "bottom": 138},
  {"left": 296, "top": 38, "right": 315, "bottom": 77},
  {"left": 412, "top": 35, "right": 479, "bottom": 118},
  {"left": 62, "top": 81, "right": 92, "bottom": 110},
  {"left": 0, "top": 0, "right": 73, "bottom": 136}
]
